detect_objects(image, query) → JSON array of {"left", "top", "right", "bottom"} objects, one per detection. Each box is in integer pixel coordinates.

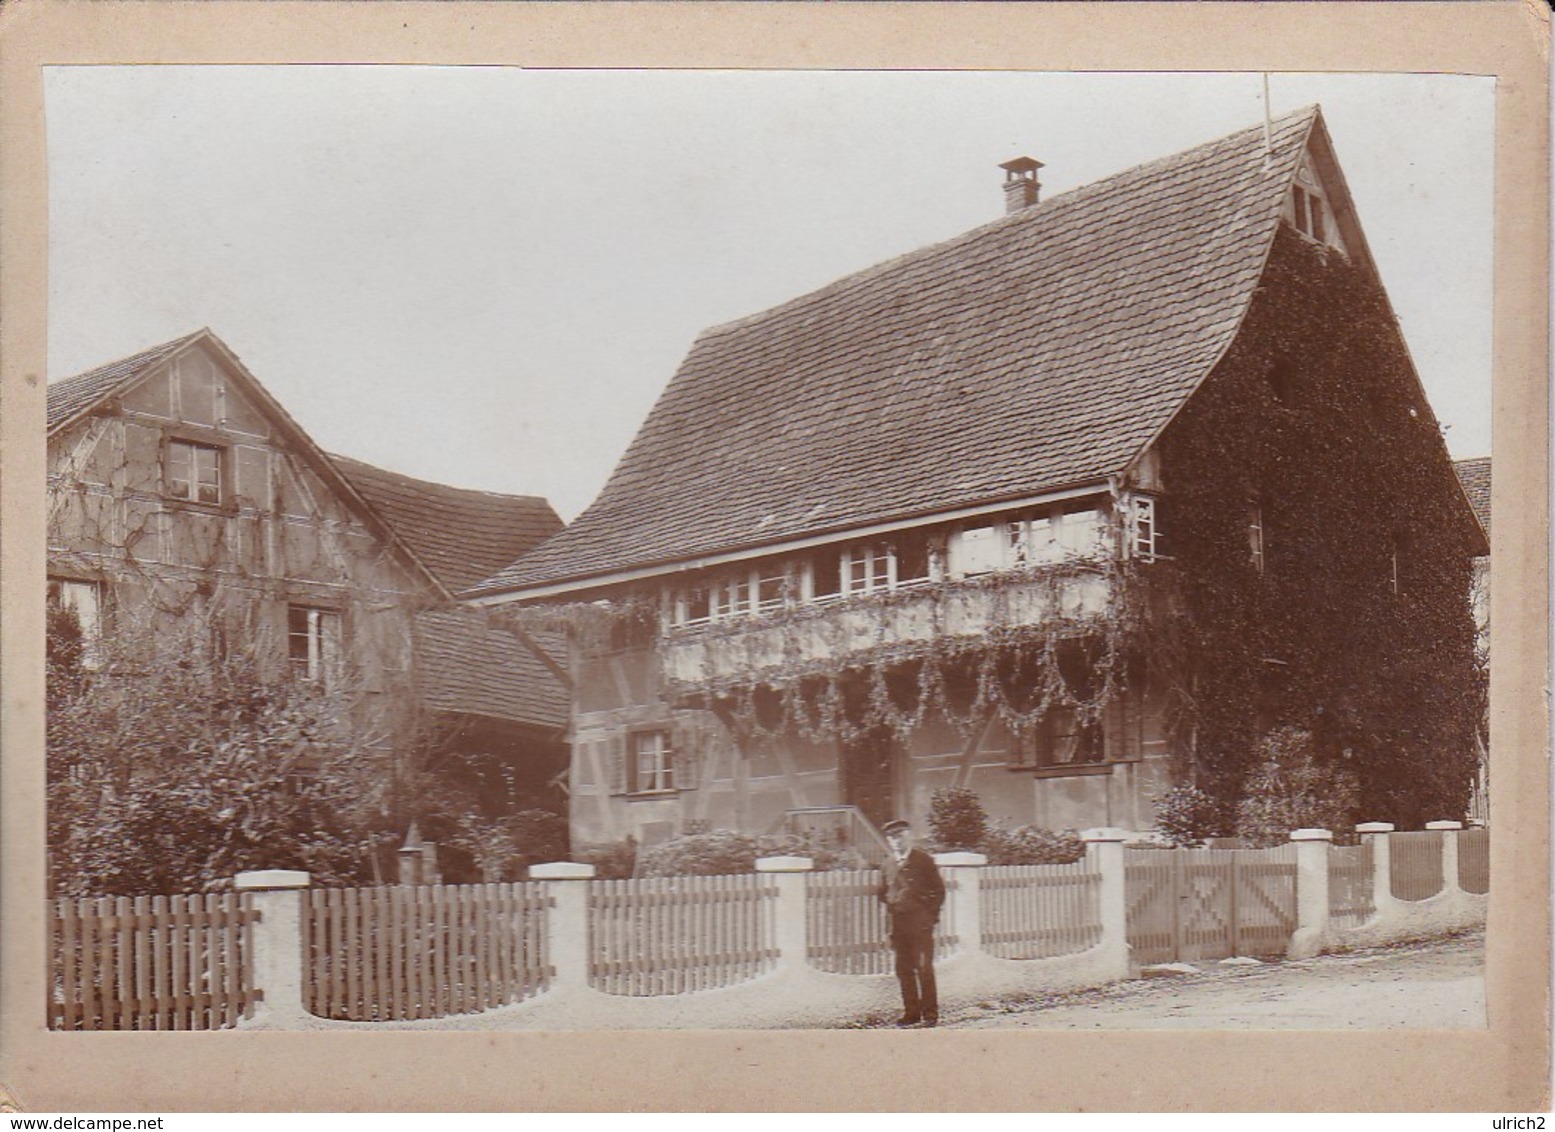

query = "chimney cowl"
[{"left": 1000, "top": 156, "right": 1044, "bottom": 214}]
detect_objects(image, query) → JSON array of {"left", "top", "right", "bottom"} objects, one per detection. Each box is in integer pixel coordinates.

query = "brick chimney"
[{"left": 1000, "top": 156, "right": 1044, "bottom": 214}]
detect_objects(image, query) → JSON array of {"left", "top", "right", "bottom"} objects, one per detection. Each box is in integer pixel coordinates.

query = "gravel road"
[{"left": 937, "top": 930, "right": 1485, "bottom": 1030}]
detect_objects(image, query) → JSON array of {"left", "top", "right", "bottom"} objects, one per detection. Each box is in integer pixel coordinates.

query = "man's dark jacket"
[{"left": 880, "top": 847, "right": 946, "bottom": 929}]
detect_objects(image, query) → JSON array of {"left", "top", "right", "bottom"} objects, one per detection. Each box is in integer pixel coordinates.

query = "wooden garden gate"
[{"left": 1124, "top": 845, "right": 1299, "bottom": 965}]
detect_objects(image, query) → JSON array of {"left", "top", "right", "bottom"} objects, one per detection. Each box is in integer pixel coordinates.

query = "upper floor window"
[
  {"left": 951, "top": 504, "right": 1105, "bottom": 578},
  {"left": 166, "top": 439, "right": 222, "bottom": 506},
  {"left": 631, "top": 729, "right": 676, "bottom": 794},
  {"left": 844, "top": 542, "right": 893, "bottom": 596},
  {"left": 288, "top": 605, "right": 340, "bottom": 688},
  {"left": 48, "top": 577, "right": 104, "bottom": 669},
  {"left": 1131, "top": 495, "right": 1159, "bottom": 560}
]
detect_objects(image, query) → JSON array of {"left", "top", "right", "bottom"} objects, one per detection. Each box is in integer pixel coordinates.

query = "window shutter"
[
  {"left": 673, "top": 718, "right": 701, "bottom": 791},
  {"left": 607, "top": 732, "right": 629, "bottom": 796}
]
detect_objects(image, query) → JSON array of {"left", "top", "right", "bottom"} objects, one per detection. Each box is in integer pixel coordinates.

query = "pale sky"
[{"left": 45, "top": 68, "right": 1494, "bottom": 521}]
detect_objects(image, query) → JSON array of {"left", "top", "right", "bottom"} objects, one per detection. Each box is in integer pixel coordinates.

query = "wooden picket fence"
[
  {"left": 1458, "top": 827, "right": 1490, "bottom": 895},
  {"left": 303, "top": 883, "right": 550, "bottom": 1022},
  {"left": 51, "top": 892, "right": 259, "bottom": 1030},
  {"left": 980, "top": 861, "right": 1103, "bottom": 960},
  {"left": 588, "top": 874, "right": 778, "bottom": 995},
  {"left": 1327, "top": 841, "right": 1375, "bottom": 930},
  {"left": 1390, "top": 831, "right": 1445, "bottom": 902},
  {"left": 804, "top": 868, "right": 959, "bottom": 974}
]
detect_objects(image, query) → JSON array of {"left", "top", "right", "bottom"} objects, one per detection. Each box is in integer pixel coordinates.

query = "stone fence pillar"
[
  {"left": 756, "top": 855, "right": 814, "bottom": 973},
  {"left": 234, "top": 869, "right": 310, "bottom": 1028},
  {"left": 1356, "top": 821, "right": 1396, "bottom": 909},
  {"left": 1426, "top": 820, "right": 1464, "bottom": 895},
  {"left": 933, "top": 851, "right": 988, "bottom": 957},
  {"left": 529, "top": 862, "right": 597, "bottom": 992},
  {"left": 1082, "top": 828, "right": 1129, "bottom": 979},
  {"left": 1288, "top": 828, "right": 1332, "bottom": 959}
]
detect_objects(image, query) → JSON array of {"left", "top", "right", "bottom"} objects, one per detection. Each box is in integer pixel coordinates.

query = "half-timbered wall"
[
  {"left": 47, "top": 344, "right": 431, "bottom": 704},
  {"left": 566, "top": 623, "right": 1175, "bottom": 847}
]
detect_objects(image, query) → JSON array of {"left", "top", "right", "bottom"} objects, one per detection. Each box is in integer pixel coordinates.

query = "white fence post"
[
  {"left": 234, "top": 869, "right": 310, "bottom": 1028},
  {"left": 529, "top": 862, "right": 597, "bottom": 992},
  {"left": 1288, "top": 828, "right": 1333, "bottom": 959},
  {"left": 755, "top": 855, "right": 814, "bottom": 973},
  {"left": 1426, "top": 820, "right": 1464, "bottom": 895},
  {"left": 1356, "top": 821, "right": 1397, "bottom": 910},
  {"left": 1082, "top": 828, "right": 1129, "bottom": 978},
  {"left": 933, "top": 851, "right": 988, "bottom": 957}
]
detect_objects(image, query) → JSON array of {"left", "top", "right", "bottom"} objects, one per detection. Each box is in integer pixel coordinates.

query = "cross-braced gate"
[{"left": 1124, "top": 845, "right": 1299, "bottom": 965}]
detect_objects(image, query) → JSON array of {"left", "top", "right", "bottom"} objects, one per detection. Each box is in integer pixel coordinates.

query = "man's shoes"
[
  {"left": 921, "top": 1015, "right": 938, "bottom": 1028},
  {"left": 894, "top": 1015, "right": 921, "bottom": 1027}
]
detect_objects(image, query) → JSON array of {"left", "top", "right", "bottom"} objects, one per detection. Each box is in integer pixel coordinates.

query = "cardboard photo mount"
[{"left": 0, "top": 1, "right": 1547, "bottom": 1113}]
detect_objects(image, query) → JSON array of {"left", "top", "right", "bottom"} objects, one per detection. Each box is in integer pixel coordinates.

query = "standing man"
[{"left": 879, "top": 817, "right": 946, "bottom": 1027}]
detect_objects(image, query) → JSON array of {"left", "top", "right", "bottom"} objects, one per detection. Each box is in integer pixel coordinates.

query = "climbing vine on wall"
[
  {"left": 514, "top": 554, "right": 1149, "bottom": 748},
  {"left": 1150, "top": 227, "right": 1485, "bottom": 828}
]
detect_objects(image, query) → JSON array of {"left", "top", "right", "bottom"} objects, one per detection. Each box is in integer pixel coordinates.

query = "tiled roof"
[
  {"left": 413, "top": 609, "right": 568, "bottom": 730},
  {"left": 1454, "top": 457, "right": 1491, "bottom": 540},
  {"left": 330, "top": 455, "right": 562, "bottom": 594},
  {"left": 476, "top": 107, "right": 1321, "bottom": 595},
  {"left": 46, "top": 330, "right": 206, "bottom": 433}
]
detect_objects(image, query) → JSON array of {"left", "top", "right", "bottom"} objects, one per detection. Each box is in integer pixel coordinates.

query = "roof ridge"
[
  {"left": 697, "top": 106, "right": 1318, "bottom": 345},
  {"left": 328, "top": 451, "right": 553, "bottom": 505},
  {"left": 48, "top": 328, "right": 206, "bottom": 387}
]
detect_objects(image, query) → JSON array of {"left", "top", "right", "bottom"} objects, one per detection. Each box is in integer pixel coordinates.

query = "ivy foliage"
[{"left": 1150, "top": 227, "right": 1485, "bottom": 829}]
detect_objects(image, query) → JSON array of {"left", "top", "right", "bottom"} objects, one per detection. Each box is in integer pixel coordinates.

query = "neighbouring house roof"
[
  {"left": 46, "top": 331, "right": 206, "bottom": 432},
  {"left": 1454, "top": 456, "right": 1491, "bottom": 541},
  {"left": 474, "top": 106, "right": 1339, "bottom": 597},
  {"left": 331, "top": 455, "right": 562, "bottom": 594},
  {"left": 47, "top": 328, "right": 454, "bottom": 600},
  {"left": 413, "top": 609, "right": 568, "bottom": 731}
]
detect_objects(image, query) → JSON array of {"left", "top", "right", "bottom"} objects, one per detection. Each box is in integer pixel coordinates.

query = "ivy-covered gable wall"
[{"left": 1153, "top": 225, "right": 1485, "bottom": 829}]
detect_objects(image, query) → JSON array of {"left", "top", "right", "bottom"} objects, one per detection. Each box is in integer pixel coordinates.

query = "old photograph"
[{"left": 42, "top": 65, "right": 1495, "bottom": 1038}]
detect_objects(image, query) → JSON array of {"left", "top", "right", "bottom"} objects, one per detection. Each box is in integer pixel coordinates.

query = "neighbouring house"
[
  {"left": 46, "top": 328, "right": 569, "bottom": 875},
  {"left": 468, "top": 106, "right": 1487, "bottom": 849},
  {"left": 1454, "top": 455, "right": 1491, "bottom": 823},
  {"left": 329, "top": 455, "right": 571, "bottom": 815}
]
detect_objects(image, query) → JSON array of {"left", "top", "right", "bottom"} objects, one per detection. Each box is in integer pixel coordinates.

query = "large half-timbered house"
[{"left": 471, "top": 106, "right": 1486, "bottom": 846}]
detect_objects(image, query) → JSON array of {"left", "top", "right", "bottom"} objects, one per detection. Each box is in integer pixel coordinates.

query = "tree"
[{"left": 47, "top": 605, "right": 403, "bottom": 895}]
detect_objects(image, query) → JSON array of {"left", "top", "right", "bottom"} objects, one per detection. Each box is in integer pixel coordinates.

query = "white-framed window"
[
  {"left": 288, "top": 604, "right": 341, "bottom": 687},
  {"left": 166, "top": 439, "right": 223, "bottom": 505},
  {"left": 1247, "top": 502, "right": 1265, "bottom": 576},
  {"left": 631, "top": 729, "right": 675, "bottom": 794},
  {"left": 47, "top": 577, "right": 104, "bottom": 669},
  {"left": 843, "top": 542, "right": 893, "bottom": 596},
  {"left": 1012, "top": 707, "right": 1105, "bottom": 769},
  {"left": 1131, "top": 495, "right": 1159, "bottom": 560}
]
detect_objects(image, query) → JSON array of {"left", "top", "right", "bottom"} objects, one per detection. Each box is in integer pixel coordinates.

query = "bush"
[
  {"left": 980, "top": 825, "right": 1086, "bottom": 865},
  {"left": 755, "top": 830, "right": 866, "bottom": 872},
  {"left": 928, "top": 787, "right": 988, "bottom": 851},
  {"left": 637, "top": 830, "right": 757, "bottom": 877},
  {"left": 572, "top": 838, "right": 637, "bottom": 880},
  {"left": 1234, "top": 726, "right": 1359, "bottom": 848},
  {"left": 451, "top": 808, "right": 570, "bottom": 882},
  {"left": 1152, "top": 783, "right": 1226, "bottom": 847}
]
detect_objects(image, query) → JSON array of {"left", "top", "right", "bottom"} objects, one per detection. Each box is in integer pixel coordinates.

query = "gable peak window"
[
  {"left": 166, "top": 438, "right": 223, "bottom": 505},
  {"left": 1130, "top": 494, "right": 1161, "bottom": 560}
]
